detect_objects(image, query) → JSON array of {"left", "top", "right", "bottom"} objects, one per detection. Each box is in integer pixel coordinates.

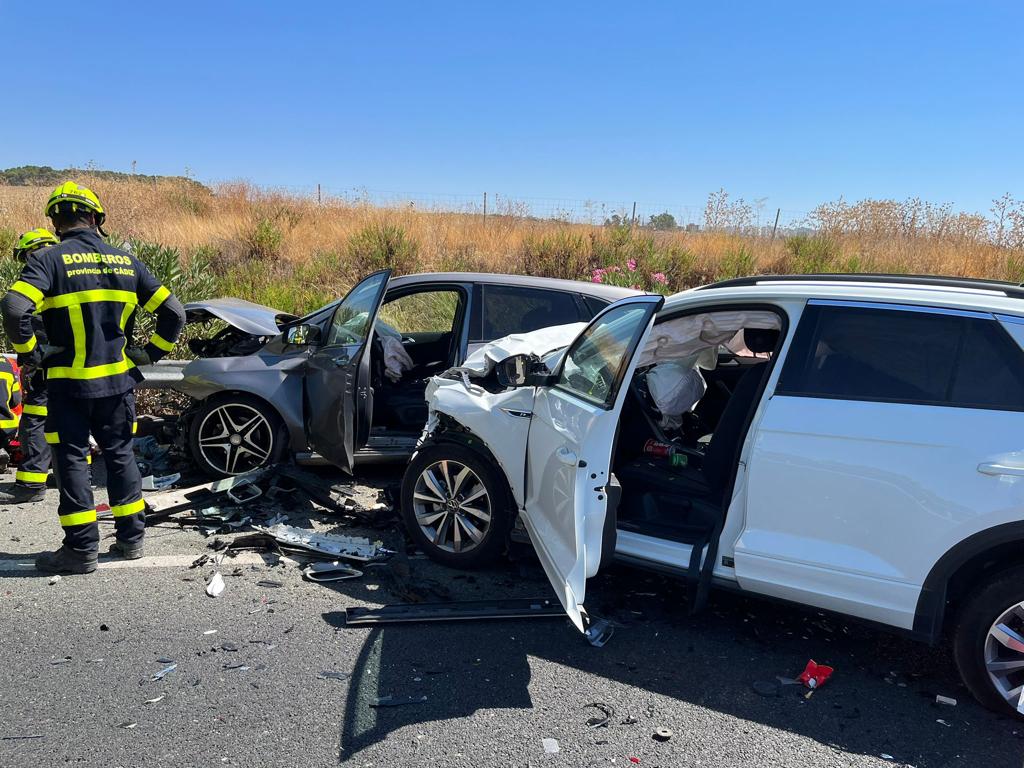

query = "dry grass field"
[{"left": 2, "top": 176, "right": 1023, "bottom": 317}]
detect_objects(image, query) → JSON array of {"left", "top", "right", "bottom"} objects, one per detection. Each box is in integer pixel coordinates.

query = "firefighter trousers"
[
  {"left": 47, "top": 391, "right": 144, "bottom": 554},
  {"left": 15, "top": 369, "right": 49, "bottom": 489}
]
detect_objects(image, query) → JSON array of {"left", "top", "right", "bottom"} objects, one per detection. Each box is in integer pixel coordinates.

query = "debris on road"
[
  {"left": 797, "top": 659, "right": 834, "bottom": 690},
  {"left": 369, "top": 695, "right": 428, "bottom": 708},
  {"left": 256, "top": 580, "right": 283, "bottom": 588},
  {"left": 120, "top": 722, "right": 138, "bottom": 730},
  {"left": 223, "top": 662, "right": 249, "bottom": 670},
  {"left": 206, "top": 571, "right": 225, "bottom": 598},
  {"left": 319, "top": 671, "right": 350, "bottom": 681},
  {"left": 584, "top": 617, "right": 614, "bottom": 647},
  {"left": 936, "top": 694, "right": 958, "bottom": 706},
  {"left": 144, "top": 695, "right": 165, "bottom": 705},
  {"left": 302, "top": 561, "right": 362, "bottom": 582},
  {"left": 653, "top": 727, "right": 673, "bottom": 742},
  {"left": 0, "top": 734, "right": 44, "bottom": 741},
  {"left": 202, "top": 630, "right": 218, "bottom": 635},
  {"left": 254, "top": 523, "right": 384, "bottom": 561},
  {"left": 156, "top": 657, "right": 174, "bottom": 664},
  {"left": 141, "top": 473, "right": 180, "bottom": 491},
  {"left": 50, "top": 657, "right": 72, "bottom": 665},
  {"left": 344, "top": 598, "right": 565, "bottom": 626},
  {"left": 541, "top": 737, "right": 560, "bottom": 754},
  {"left": 584, "top": 702, "right": 614, "bottom": 728},
  {"left": 48, "top": 575, "right": 61, "bottom": 585},
  {"left": 151, "top": 663, "right": 177, "bottom": 681}
]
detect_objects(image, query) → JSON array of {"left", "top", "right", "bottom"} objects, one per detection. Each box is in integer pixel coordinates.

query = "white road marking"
[{"left": 0, "top": 551, "right": 273, "bottom": 573}]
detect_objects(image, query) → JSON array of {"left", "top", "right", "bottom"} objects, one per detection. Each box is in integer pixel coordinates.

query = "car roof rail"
[{"left": 695, "top": 273, "right": 1024, "bottom": 299}]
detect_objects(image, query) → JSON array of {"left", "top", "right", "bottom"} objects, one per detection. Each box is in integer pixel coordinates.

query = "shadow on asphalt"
[{"left": 318, "top": 560, "right": 1022, "bottom": 767}]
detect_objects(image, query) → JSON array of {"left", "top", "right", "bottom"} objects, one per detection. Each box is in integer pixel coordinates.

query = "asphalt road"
[{"left": 0, "top": 464, "right": 1021, "bottom": 768}]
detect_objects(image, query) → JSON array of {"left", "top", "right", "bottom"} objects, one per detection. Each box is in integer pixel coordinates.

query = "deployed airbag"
[{"left": 639, "top": 310, "right": 781, "bottom": 366}]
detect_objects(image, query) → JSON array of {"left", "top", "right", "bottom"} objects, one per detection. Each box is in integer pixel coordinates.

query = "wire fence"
[{"left": 256, "top": 183, "right": 814, "bottom": 235}]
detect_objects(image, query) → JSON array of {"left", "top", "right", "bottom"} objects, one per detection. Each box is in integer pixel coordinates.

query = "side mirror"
[
  {"left": 286, "top": 323, "right": 321, "bottom": 347},
  {"left": 495, "top": 354, "right": 555, "bottom": 388}
]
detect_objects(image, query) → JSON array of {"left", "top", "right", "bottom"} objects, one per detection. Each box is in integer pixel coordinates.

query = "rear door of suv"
[{"left": 735, "top": 300, "right": 1024, "bottom": 630}]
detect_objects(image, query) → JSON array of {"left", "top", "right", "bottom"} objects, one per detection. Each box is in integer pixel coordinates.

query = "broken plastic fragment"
[
  {"left": 542, "top": 738, "right": 559, "bottom": 754},
  {"left": 48, "top": 575, "right": 61, "bottom": 585},
  {"left": 151, "top": 663, "right": 177, "bottom": 681},
  {"left": 796, "top": 659, "right": 833, "bottom": 690},
  {"left": 319, "top": 671, "right": 350, "bottom": 681},
  {"left": 144, "top": 695, "right": 165, "bottom": 705},
  {"left": 254, "top": 523, "right": 383, "bottom": 561},
  {"left": 935, "top": 694, "right": 958, "bottom": 706},
  {"left": 584, "top": 617, "right": 614, "bottom": 647},
  {"left": 206, "top": 571, "right": 225, "bottom": 598},
  {"left": 202, "top": 629, "right": 218, "bottom": 635},
  {"left": 584, "top": 702, "right": 613, "bottom": 728},
  {"left": 303, "top": 561, "right": 363, "bottom": 582},
  {"left": 141, "top": 473, "right": 180, "bottom": 491}
]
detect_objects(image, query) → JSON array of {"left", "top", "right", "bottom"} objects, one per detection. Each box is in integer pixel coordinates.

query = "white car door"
[
  {"left": 736, "top": 300, "right": 1024, "bottom": 629},
  {"left": 521, "top": 295, "right": 664, "bottom": 632}
]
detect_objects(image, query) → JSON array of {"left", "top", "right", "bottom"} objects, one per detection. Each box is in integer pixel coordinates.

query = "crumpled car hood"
[
  {"left": 184, "top": 298, "right": 298, "bottom": 336},
  {"left": 457, "top": 322, "right": 587, "bottom": 377}
]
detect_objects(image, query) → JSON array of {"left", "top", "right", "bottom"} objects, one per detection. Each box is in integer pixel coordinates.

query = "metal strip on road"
[{"left": 0, "top": 551, "right": 271, "bottom": 573}]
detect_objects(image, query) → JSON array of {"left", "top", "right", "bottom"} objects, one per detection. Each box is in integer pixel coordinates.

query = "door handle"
[
  {"left": 556, "top": 446, "right": 578, "bottom": 466},
  {"left": 978, "top": 462, "right": 1024, "bottom": 477},
  {"left": 331, "top": 355, "right": 350, "bottom": 366}
]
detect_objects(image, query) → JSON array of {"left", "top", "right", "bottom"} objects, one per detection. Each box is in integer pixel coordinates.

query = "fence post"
[
  {"left": 631, "top": 201, "right": 637, "bottom": 227},
  {"left": 317, "top": 184, "right": 322, "bottom": 205},
  {"left": 770, "top": 208, "right": 780, "bottom": 240},
  {"left": 483, "top": 192, "right": 487, "bottom": 224}
]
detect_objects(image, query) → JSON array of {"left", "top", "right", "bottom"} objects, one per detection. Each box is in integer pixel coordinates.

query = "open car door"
[
  {"left": 521, "top": 294, "right": 664, "bottom": 633},
  {"left": 305, "top": 270, "right": 392, "bottom": 473}
]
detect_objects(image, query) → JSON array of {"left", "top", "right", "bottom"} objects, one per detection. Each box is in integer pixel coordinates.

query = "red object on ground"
[
  {"left": 629, "top": 759, "right": 640, "bottom": 765},
  {"left": 797, "top": 659, "right": 834, "bottom": 689}
]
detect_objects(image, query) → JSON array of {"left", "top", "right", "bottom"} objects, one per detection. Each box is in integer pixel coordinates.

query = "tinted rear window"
[
  {"left": 479, "top": 285, "right": 584, "bottom": 340},
  {"left": 777, "top": 303, "right": 1024, "bottom": 411}
]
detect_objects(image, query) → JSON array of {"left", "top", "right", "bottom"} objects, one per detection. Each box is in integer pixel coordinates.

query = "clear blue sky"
[{"left": 1, "top": 1, "right": 1020, "bottom": 216}]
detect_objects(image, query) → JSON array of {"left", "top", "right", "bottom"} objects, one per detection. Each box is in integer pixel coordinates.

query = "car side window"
[
  {"left": 479, "top": 286, "right": 584, "bottom": 341},
  {"left": 326, "top": 272, "right": 390, "bottom": 346},
  {"left": 558, "top": 304, "right": 652, "bottom": 408},
  {"left": 377, "top": 290, "right": 460, "bottom": 335},
  {"left": 777, "top": 303, "right": 1024, "bottom": 410}
]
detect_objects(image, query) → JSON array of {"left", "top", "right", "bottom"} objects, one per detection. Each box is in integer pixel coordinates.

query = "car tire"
[
  {"left": 953, "top": 564, "right": 1024, "bottom": 719},
  {"left": 401, "top": 442, "right": 513, "bottom": 569},
  {"left": 188, "top": 395, "right": 286, "bottom": 478}
]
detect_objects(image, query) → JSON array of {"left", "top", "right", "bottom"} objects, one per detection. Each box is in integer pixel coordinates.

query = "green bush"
[
  {"left": 784, "top": 234, "right": 840, "bottom": 273},
  {"left": 517, "top": 230, "right": 592, "bottom": 280},
  {"left": 346, "top": 223, "right": 419, "bottom": 275},
  {"left": 716, "top": 246, "right": 756, "bottom": 280},
  {"left": 244, "top": 216, "right": 285, "bottom": 260}
]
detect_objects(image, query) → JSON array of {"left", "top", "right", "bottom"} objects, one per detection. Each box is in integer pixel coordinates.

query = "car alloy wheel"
[
  {"left": 196, "top": 402, "right": 275, "bottom": 475},
  {"left": 985, "top": 601, "right": 1024, "bottom": 711},
  {"left": 412, "top": 459, "right": 492, "bottom": 553}
]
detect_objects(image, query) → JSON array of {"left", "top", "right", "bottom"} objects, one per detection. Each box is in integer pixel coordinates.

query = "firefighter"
[
  {"left": 0, "top": 354, "right": 20, "bottom": 472},
  {"left": 0, "top": 182, "right": 186, "bottom": 574},
  {"left": 0, "top": 229, "right": 60, "bottom": 504}
]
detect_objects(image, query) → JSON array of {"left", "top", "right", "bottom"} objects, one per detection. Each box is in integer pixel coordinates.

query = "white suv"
[{"left": 399, "top": 274, "right": 1024, "bottom": 718}]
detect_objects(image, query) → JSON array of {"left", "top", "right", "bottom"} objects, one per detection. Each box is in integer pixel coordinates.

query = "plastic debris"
[
  {"left": 303, "top": 561, "right": 363, "bottom": 583},
  {"left": 542, "top": 738, "right": 560, "bottom": 754},
  {"left": 119, "top": 722, "right": 137, "bottom": 730},
  {"left": 797, "top": 659, "right": 834, "bottom": 689},
  {"left": 629, "top": 758, "right": 641, "bottom": 764},
  {"left": 584, "top": 702, "right": 614, "bottom": 728},
  {"left": 937, "top": 718, "right": 951, "bottom": 727},
  {"left": 369, "top": 695, "right": 427, "bottom": 707},
  {"left": 48, "top": 575, "right": 61, "bottom": 585},
  {"left": 653, "top": 727, "right": 673, "bottom": 741},
  {"left": 50, "top": 657, "right": 72, "bottom": 665},
  {"left": 151, "top": 663, "right": 177, "bottom": 681},
  {"left": 880, "top": 755, "right": 894, "bottom": 761},
  {"left": 141, "top": 473, "right": 180, "bottom": 491},
  {"left": 319, "top": 671, "right": 350, "bottom": 681},
  {"left": 206, "top": 571, "right": 225, "bottom": 598},
  {"left": 144, "top": 695, "right": 165, "bottom": 705},
  {"left": 584, "top": 617, "right": 614, "bottom": 647},
  {"left": 935, "top": 694, "right": 958, "bottom": 706},
  {"left": 254, "top": 523, "right": 384, "bottom": 561},
  {"left": 223, "top": 662, "right": 249, "bottom": 670},
  {"left": 156, "top": 657, "right": 174, "bottom": 664},
  {"left": 256, "top": 580, "right": 283, "bottom": 588},
  {"left": 0, "top": 735, "right": 44, "bottom": 741},
  {"left": 202, "top": 629, "right": 218, "bottom": 635}
]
